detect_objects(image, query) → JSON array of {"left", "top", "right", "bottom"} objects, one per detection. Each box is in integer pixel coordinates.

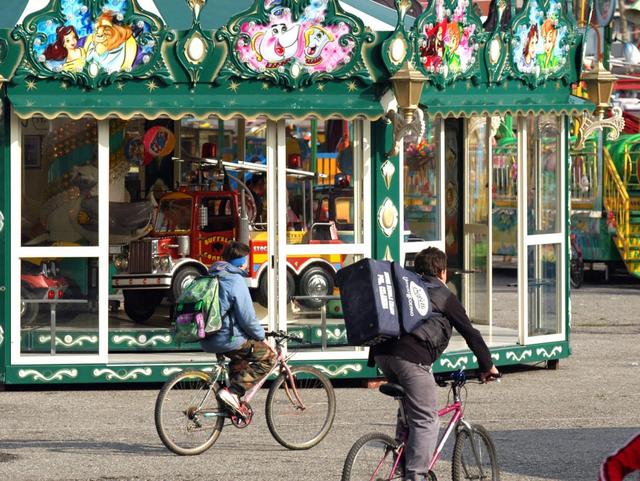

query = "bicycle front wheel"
[
  {"left": 265, "top": 366, "right": 336, "bottom": 450},
  {"left": 452, "top": 424, "right": 500, "bottom": 481},
  {"left": 154, "top": 370, "right": 225, "bottom": 455},
  {"left": 341, "top": 432, "right": 401, "bottom": 481}
]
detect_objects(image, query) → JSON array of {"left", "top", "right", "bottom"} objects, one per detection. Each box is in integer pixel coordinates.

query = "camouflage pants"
[{"left": 224, "top": 339, "right": 276, "bottom": 396}]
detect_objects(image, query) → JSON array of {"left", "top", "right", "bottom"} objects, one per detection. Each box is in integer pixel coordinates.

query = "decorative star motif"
[
  {"left": 316, "top": 83, "right": 325, "bottom": 92},
  {"left": 60, "top": 82, "right": 69, "bottom": 90},
  {"left": 146, "top": 80, "right": 158, "bottom": 92},
  {"left": 146, "top": 99, "right": 156, "bottom": 107},
  {"left": 555, "top": 82, "right": 561, "bottom": 90},
  {"left": 228, "top": 80, "right": 240, "bottom": 92},
  {"left": 466, "top": 81, "right": 472, "bottom": 91},
  {"left": 262, "top": 82, "right": 270, "bottom": 91},
  {"left": 25, "top": 80, "right": 37, "bottom": 91},
  {"left": 116, "top": 83, "right": 125, "bottom": 91},
  {"left": 346, "top": 81, "right": 358, "bottom": 92}
]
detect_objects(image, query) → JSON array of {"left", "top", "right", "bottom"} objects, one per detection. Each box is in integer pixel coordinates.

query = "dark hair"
[
  {"left": 44, "top": 25, "right": 78, "bottom": 61},
  {"left": 413, "top": 247, "right": 447, "bottom": 277},
  {"left": 222, "top": 241, "right": 250, "bottom": 261},
  {"left": 523, "top": 24, "right": 539, "bottom": 58}
]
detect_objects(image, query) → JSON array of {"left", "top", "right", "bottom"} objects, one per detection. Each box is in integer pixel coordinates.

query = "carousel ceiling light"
[
  {"left": 385, "top": 61, "right": 427, "bottom": 158},
  {"left": 574, "top": 61, "right": 625, "bottom": 150}
]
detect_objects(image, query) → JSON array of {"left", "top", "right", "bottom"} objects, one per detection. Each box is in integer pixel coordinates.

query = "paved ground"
[{"left": 0, "top": 272, "right": 639, "bottom": 481}]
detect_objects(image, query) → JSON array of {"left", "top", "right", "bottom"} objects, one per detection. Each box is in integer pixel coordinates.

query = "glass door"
[
  {"left": 519, "top": 114, "right": 566, "bottom": 344},
  {"left": 401, "top": 115, "right": 444, "bottom": 268},
  {"left": 463, "top": 117, "right": 492, "bottom": 326}
]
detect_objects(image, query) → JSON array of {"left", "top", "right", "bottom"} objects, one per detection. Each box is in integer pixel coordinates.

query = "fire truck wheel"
[
  {"left": 171, "top": 266, "right": 204, "bottom": 303},
  {"left": 298, "top": 266, "right": 335, "bottom": 309},
  {"left": 123, "top": 290, "right": 163, "bottom": 323},
  {"left": 256, "top": 270, "right": 295, "bottom": 308},
  {"left": 20, "top": 287, "right": 39, "bottom": 326}
]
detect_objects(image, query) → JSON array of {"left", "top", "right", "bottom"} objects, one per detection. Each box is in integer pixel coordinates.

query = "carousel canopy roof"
[{"left": 0, "top": 0, "right": 592, "bottom": 120}]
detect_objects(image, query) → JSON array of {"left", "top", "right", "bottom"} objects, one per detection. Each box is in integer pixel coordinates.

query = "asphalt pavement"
[{"left": 0, "top": 271, "right": 639, "bottom": 481}]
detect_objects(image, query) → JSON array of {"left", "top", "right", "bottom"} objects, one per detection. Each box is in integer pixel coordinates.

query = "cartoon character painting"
[
  {"left": 518, "top": 24, "right": 539, "bottom": 73},
  {"left": 84, "top": 12, "right": 138, "bottom": 74},
  {"left": 419, "top": 20, "right": 447, "bottom": 71},
  {"left": 303, "top": 25, "right": 334, "bottom": 65},
  {"left": 512, "top": 0, "right": 568, "bottom": 78},
  {"left": 537, "top": 19, "right": 559, "bottom": 72},
  {"left": 235, "top": 1, "right": 355, "bottom": 75},
  {"left": 43, "top": 25, "right": 86, "bottom": 72},
  {"left": 251, "top": 22, "right": 301, "bottom": 68},
  {"left": 445, "top": 22, "right": 462, "bottom": 74}
]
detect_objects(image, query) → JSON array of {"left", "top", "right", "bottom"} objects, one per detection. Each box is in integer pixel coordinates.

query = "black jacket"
[{"left": 369, "top": 275, "right": 493, "bottom": 372}]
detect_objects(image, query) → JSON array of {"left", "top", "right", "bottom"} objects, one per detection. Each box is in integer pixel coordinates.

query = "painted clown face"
[
  {"left": 253, "top": 22, "right": 301, "bottom": 65},
  {"left": 304, "top": 26, "right": 333, "bottom": 64}
]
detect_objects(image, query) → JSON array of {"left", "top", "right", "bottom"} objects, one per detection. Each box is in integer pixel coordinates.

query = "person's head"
[
  {"left": 222, "top": 241, "right": 250, "bottom": 269},
  {"left": 541, "top": 19, "right": 557, "bottom": 54},
  {"left": 413, "top": 247, "right": 447, "bottom": 281},
  {"left": 447, "top": 22, "right": 461, "bottom": 51}
]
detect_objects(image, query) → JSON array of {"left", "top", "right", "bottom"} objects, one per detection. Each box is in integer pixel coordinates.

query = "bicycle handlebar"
[
  {"left": 265, "top": 330, "right": 305, "bottom": 343},
  {"left": 435, "top": 369, "right": 502, "bottom": 388}
]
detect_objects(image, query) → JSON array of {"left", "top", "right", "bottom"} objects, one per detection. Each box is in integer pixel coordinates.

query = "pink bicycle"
[
  {"left": 155, "top": 331, "right": 336, "bottom": 455},
  {"left": 341, "top": 370, "right": 500, "bottom": 481}
]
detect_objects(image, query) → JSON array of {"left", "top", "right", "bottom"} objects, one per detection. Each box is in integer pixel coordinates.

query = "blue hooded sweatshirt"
[{"left": 199, "top": 261, "right": 266, "bottom": 353}]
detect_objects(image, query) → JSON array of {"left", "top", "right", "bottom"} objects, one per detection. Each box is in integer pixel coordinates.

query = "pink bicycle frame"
[{"left": 385, "top": 399, "right": 465, "bottom": 479}]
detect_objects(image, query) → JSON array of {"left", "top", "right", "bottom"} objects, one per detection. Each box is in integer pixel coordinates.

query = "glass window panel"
[
  {"left": 403, "top": 115, "right": 440, "bottom": 243},
  {"left": 285, "top": 119, "right": 359, "bottom": 245},
  {"left": 20, "top": 257, "right": 98, "bottom": 354},
  {"left": 21, "top": 116, "right": 98, "bottom": 246},
  {"left": 527, "top": 114, "right": 561, "bottom": 235},
  {"left": 110, "top": 117, "right": 271, "bottom": 332},
  {"left": 467, "top": 117, "right": 489, "bottom": 224},
  {"left": 287, "top": 254, "right": 363, "bottom": 350},
  {"left": 527, "top": 244, "right": 561, "bottom": 337}
]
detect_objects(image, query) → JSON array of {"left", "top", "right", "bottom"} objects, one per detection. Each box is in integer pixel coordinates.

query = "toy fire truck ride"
[{"left": 112, "top": 159, "right": 345, "bottom": 323}]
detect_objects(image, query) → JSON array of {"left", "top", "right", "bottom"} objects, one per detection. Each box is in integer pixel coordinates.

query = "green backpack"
[{"left": 173, "top": 275, "right": 226, "bottom": 345}]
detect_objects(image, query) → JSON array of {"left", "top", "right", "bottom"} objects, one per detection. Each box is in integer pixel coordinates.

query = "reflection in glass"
[
  {"left": 21, "top": 257, "right": 98, "bottom": 354},
  {"left": 527, "top": 244, "right": 561, "bottom": 337},
  {"left": 527, "top": 114, "right": 561, "bottom": 235},
  {"left": 403, "top": 116, "right": 440, "bottom": 242},
  {"left": 465, "top": 117, "right": 489, "bottom": 325},
  {"left": 21, "top": 116, "right": 98, "bottom": 246},
  {"left": 284, "top": 119, "right": 357, "bottom": 245}
]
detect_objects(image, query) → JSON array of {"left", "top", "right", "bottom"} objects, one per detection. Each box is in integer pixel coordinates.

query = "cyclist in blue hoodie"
[{"left": 201, "top": 241, "right": 275, "bottom": 413}]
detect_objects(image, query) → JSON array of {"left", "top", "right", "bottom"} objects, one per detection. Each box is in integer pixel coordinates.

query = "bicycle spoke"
[
  {"left": 341, "top": 433, "right": 402, "bottom": 481},
  {"left": 266, "top": 366, "right": 336, "bottom": 450},
  {"left": 155, "top": 371, "right": 225, "bottom": 455}
]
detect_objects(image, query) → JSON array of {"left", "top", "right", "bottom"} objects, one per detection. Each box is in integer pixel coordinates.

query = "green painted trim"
[
  {"left": 7, "top": 80, "right": 384, "bottom": 120},
  {"left": 565, "top": 115, "right": 572, "bottom": 346},
  {"left": 371, "top": 118, "right": 401, "bottom": 261},
  {"left": 1, "top": 340, "right": 570, "bottom": 384},
  {"left": 0, "top": 93, "right": 9, "bottom": 383}
]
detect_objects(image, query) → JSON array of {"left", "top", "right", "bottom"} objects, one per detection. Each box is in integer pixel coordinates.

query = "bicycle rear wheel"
[
  {"left": 341, "top": 432, "right": 401, "bottom": 481},
  {"left": 452, "top": 424, "right": 500, "bottom": 481},
  {"left": 265, "top": 366, "right": 335, "bottom": 450},
  {"left": 154, "top": 370, "right": 225, "bottom": 455}
]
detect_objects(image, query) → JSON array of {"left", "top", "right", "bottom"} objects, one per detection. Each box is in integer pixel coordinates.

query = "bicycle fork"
[{"left": 456, "top": 419, "right": 489, "bottom": 480}]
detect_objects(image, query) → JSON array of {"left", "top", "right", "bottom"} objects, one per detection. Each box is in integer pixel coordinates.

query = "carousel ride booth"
[{"left": 0, "top": 0, "right": 591, "bottom": 385}]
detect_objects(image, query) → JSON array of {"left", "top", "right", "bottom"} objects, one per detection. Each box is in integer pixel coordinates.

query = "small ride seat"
[{"left": 379, "top": 382, "right": 405, "bottom": 398}]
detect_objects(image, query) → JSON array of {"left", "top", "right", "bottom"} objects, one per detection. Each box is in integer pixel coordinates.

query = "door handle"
[
  {"left": 0, "top": 286, "right": 5, "bottom": 292},
  {"left": 0, "top": 210, "right": 4, "bottom": 233}
]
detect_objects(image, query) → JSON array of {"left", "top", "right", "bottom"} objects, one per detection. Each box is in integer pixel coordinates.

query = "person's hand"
[
  {"left": 480, "top": 366, "right": 501, "bottom": 383},
  {"left": 261, "top": 339, "right": 276, "bottom": 354}
]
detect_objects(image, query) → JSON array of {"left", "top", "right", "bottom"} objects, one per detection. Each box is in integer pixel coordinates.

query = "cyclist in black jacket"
[{"left": 370, "top": 247, "right": 500, "bottom": 481}]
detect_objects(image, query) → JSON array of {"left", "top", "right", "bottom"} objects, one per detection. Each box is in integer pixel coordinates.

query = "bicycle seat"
[{"left": 379, "top": 382, "right": 405, "bottom": 398}]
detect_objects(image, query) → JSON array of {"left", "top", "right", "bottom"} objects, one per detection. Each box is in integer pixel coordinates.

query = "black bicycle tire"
[
  {"left": 265, "top": 365, "right": 336, "bottom": 450},
  {"left": 154, "top": 370, "right": 225, "bottom": 455},
  {"left": 341, "top": 432, "right": 399, "bottom": 481},
  {"left": 452, "top": 424, "right": 500, "bottom": 481}
]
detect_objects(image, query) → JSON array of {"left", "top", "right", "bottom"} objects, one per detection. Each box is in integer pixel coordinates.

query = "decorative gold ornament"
[
  {"left": 380, "top": 159, "right": 395, "bottom": 190},
  {"left": 377, "top": 197, "right": 399, "bottom": 237}
]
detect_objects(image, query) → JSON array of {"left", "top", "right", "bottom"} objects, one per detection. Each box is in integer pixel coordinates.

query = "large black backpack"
[{"left": 336, "top": 259, "right": 435, "bottom": 346}]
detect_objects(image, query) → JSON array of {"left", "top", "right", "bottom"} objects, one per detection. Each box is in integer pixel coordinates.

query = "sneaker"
[{"left": 217, "top": 387, "right": 242, "bottom": 412}]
